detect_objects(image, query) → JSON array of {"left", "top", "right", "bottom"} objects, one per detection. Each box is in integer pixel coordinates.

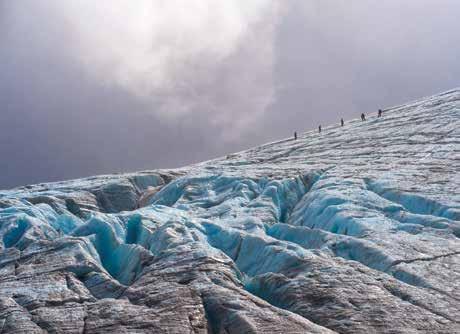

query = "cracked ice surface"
[{"left": 0, "top": 90, "right": 459, "bottom": 333}]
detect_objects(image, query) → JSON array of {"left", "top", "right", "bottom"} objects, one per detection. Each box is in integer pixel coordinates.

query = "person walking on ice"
[
  {"left": 361, "top": 113, "right": 366, "bottom": 121},
  {"left": 341, "top": 118, "right": 344, "bottom": 127},
  {"left": 378, "top": 109, "right": 383, "bottom": 117},
  {"left": 318, "top": 125, "right": 322, "bottom": 133},
  {"left": 294, "top": 132, "right": 297, "bottom": 140}
]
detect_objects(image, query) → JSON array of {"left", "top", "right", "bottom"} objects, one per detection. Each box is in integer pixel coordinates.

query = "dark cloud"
[
  {"left": 1, "top": 1, "right": 459, "bottom": 189},
  {"left": 266, "top": 0, "right": 460, "bottom": 133}
]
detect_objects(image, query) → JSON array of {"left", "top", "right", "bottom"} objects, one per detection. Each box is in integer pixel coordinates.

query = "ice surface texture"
[{"left": 0, "top": 90, "right": 459, "bottom": 333}]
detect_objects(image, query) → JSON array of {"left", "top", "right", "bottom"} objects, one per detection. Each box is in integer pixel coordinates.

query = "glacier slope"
[{"left": 0, "top": 90, "right": 459, "bottom": 333}]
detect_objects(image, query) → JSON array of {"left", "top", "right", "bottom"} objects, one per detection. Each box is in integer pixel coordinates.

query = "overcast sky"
[{"left": 1, "top": 1, "right": 459, "bottom": 189}]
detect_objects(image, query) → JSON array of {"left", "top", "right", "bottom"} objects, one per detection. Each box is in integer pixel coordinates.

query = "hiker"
[
  {"left": 361, "top": 113, "right": 366, "bottom": 121},
  {"left": 341, "top": 118, "right": 344, "bottom": 127},
  {"left": 378, "top": 109, "right": 383, "bottom": 117},
  {"left": 318, "top": 125, "right": 322, "bottom": 133},
  {"left": 294, "top": 132, "right": 297, "bottom": 140}
]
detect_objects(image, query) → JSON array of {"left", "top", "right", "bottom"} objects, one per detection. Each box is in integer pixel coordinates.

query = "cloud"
[
  {"left": 3, "top": 0, "right": 458, "bottom": 189},
  {"left": 38, "top": 1, "right": 282, "bottom": 137}
]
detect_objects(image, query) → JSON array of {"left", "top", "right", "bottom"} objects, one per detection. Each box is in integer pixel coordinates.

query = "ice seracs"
[{"left": 0, "top": 89, "right": 459, "bottom": 333}]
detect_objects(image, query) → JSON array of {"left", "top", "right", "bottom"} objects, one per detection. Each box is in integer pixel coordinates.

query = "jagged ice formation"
[{"left": 0, "top": 90, "right": 459, "bottom": 333}]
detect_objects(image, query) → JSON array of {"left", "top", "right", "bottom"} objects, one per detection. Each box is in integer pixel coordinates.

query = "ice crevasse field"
[{"left": 0, "top": 90, "right": 459, "bottom": 333}]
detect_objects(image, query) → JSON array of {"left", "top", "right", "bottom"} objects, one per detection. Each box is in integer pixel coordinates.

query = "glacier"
[{"left": 0, "top": 90, "right": 459, "bottom": 333}]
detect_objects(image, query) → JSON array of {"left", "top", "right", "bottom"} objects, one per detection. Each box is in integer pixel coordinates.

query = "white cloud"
[{"left": 41, "top": 0, "right": 282, "bottom": 136}]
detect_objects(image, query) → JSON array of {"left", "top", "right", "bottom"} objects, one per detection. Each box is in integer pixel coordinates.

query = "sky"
[{"left": 1, "top": 0, "right": 459, "bottom": 189}]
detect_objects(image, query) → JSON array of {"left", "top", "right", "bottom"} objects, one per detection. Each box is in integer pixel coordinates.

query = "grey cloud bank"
[{"left": 1, "top": 0, "right": 459, "bottom": 188}]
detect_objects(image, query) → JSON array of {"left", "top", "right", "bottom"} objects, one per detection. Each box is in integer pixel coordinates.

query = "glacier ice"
[{"left": 0, "top": 90, "right": 459, "bottom": 333}]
